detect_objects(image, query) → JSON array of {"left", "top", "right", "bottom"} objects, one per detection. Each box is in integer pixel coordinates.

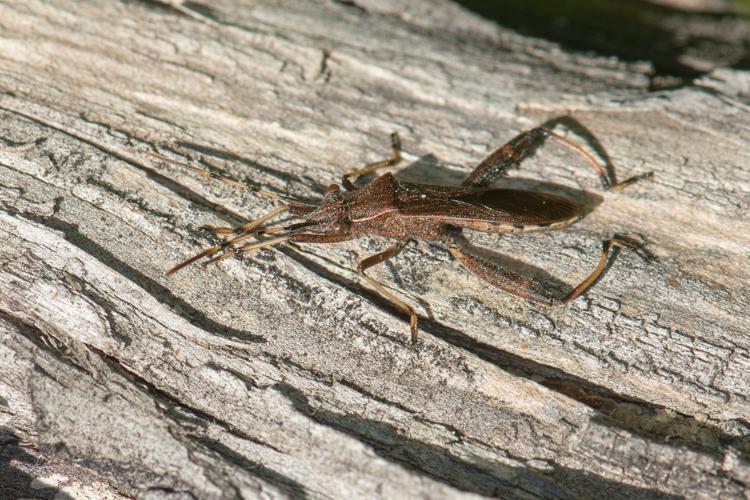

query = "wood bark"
[{"left": 1, "top": 1, "right": 749, "bottom": 498}]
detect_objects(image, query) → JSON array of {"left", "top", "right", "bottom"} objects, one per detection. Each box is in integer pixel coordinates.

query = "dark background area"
[{"left": 456, "top": 0, "right": 750, "bottom": 83}]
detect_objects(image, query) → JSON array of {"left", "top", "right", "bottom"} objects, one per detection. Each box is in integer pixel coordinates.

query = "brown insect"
[{"left": 151, "top": 126, "right": 652, "bottom": 343}]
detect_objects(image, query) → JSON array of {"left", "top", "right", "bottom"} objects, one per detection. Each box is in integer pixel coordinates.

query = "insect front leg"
[
  {"left": 356, "top": 240, "right": 418, "bottom": 343},
  {"left": 445, "top": 232, "right": 641, "bottom": 306},
  {"left": 342, "top": 133, "right": 402, "bottom": 190}
]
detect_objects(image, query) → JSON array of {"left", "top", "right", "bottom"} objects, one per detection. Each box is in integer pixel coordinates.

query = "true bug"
[{"left": 151, "top": 124, "right": 652, "bottom": 343}]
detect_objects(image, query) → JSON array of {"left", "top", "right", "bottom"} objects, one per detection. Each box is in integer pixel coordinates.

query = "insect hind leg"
[
  {"left": 463, "top": 119, "right": 652, "bottom": 191},
  {"left": 463, "top": 127, "right": 549, "bottom": 188},
  {"left": 444, "top": 231, "right": 647, "bottom": 306}
]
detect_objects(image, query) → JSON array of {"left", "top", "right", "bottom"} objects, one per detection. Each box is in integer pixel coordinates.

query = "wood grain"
[{"left": 1, "top": 1, "right": 748, "bottom": 498}]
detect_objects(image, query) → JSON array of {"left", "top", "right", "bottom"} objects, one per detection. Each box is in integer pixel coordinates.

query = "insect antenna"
[
  {"left": 150, "top": 150, "right": 322, "bottom": 275},
  {"left": 200, "top": 221, "right": 317, "bottom": 267},
  {"left": 167, "top": 220, "right": 318, "bottom": 274},
  {"left": 201, "top": 235, "right": 292, "bottom": 267},
  {"left": 148, "top": 151, "right": 311, "bottom": 206},
  {"left": 166, "top": 205, "right": 290, "bottom": 275},
  {"left": 210, "top": 205, "right": 288, "bottom": 237}
]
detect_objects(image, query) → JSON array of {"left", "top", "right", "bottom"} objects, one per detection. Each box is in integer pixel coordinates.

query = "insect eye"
[{"left": 326, "top": 184, "right": 340, "bottom": 194}]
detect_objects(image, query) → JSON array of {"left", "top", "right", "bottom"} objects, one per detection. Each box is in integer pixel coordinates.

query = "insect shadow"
[
  {"left": 368, "top": 153, "right": 605, "bottom": 307},
  {"left": 152, "top": 117, "right": 653, "bottom": 343}
]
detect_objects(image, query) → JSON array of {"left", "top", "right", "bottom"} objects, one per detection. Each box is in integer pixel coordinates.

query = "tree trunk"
[{"left": 1, "top": 1, "right": 749, "bottom": 498}]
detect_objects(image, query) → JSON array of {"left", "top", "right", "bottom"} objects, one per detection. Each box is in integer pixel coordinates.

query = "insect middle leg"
[
  {"left": 342, "top": 132, "right": 402, "bottom": 190},
  {"left": 463, "top": 127, "right": 652, "bottom": 190},
  {"left": 356, "top": 239, "right": 418, "bottom": 343},
  {"left": 445, "top": 232, "right": 642, "bottom": 306}
]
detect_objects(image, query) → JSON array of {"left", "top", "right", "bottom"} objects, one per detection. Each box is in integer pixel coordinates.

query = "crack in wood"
[
  {"left": 3, "top": 0, "right": 749, "bottom": 496},
  {"left": 182, "top": 434, "right": 308, "bottom": 499},
  {"left": 273, "top": 381, "right": 556, "bottom": 498},
  {"left": 2, "top": 207, "right": 265, "bottom": 344},
  {"left": 85, "top": 344, "right": 286, "bottom": 456}
]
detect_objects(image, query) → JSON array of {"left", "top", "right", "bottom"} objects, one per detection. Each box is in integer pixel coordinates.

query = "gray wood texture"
[{"left": 1, "top": 1, "right": 749, "bottom": 498}]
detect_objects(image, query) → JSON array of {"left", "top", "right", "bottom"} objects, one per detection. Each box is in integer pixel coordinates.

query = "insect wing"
[{"left": 400, "top": 188, "right": 583, "bottom": 225}]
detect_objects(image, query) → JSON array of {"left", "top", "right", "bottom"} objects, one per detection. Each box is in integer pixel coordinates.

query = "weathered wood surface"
[{"left": 1, "top": 1, "right": 749, "bottom": 498}]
